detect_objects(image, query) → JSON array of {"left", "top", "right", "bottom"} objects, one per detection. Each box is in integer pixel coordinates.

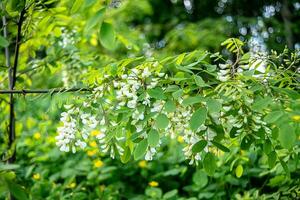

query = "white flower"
[
  {"left": 132, "top": 110, "right": 144, "bottom": 121},
  {"left": 150, "top": 100, "right": 164, "bottom": 112},
  {"left": 217, "top": 74, "right": 230, "bottom": 82},
  {"left": 121, "top": 74, "right": 128, "bottom": 79},
  {"left": 219, "top": 63, "right": 229, "bottom": 69},
  {"left": 145, "top": 147, "right": 156, "bottom": 161},
  {"left": 141, "top": 67, "right": 151, "bottom": 78},
  {"left": 127, "top": 99, "right": 137, "bottom": 108},
  {"left": 219, "top": 69, "right": 230, "bottom": 75},
  {"left": 142, "top": 93, "right": 151, "bottom": 106}
]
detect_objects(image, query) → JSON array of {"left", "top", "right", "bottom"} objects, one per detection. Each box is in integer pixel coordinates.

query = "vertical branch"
[
  {"left": 6, "top": 7, "right": 26, "bottom": 164},
  {"left": 2, "top": 15, "right": 11, "bottom": 68},
  {"left": 12, "top": 9, "right": 26, "bottom": 88},
  {"left": 1, "top": 4, "right": 13, "bottom": 164}
]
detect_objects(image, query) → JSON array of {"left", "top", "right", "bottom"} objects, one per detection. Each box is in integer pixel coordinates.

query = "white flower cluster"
[
  {"left": 182, "top": 125, "right": 217, "bottom": 165},
  {"left": 58, "top": 28, "right": 76, "bottom": 48},
  {"left": 221, "top": 106, "right": 271, "bottom": 137},
  {"left": 56, "top": 106, "right": 86, "bottom": 153},
  {"left": 166, "top": 104, "right": 193, "bottom": 139},
  {"left": 87, "top": 66, "right": 162, "bottom": 160},
  {"left": 113, "top": 66, "right": 163, "bottom": 109},
  {"left": 56, "top": 105, "right": 100, "bottom": 153},
  {"left": 217, "top": 56, "right": 267, "bottom": 82},
  {"left": 145, "top": 146, "right": 159, "bottom": 161},
  {"left": 217, "top": 63, "right": 231, "bottom": 82}
]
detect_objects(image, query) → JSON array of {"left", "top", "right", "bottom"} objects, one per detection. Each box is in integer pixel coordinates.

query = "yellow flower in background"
[
  {"left": 138, "top": 160, "right": 147, "bottom": 168},
  {"left": 99, "top": 185, "right": 105, "bottom": 192},
  {"left": 292, "top": 115, "right": 300, "bottom": 122},
  {"left": 149, "top": 181, "right": 159, "bottom": 187},
  {"left": 91, "top": 130, "right": 101, "bottom": 136},
  {"left": 90, "top": 34, "right": 98, "bottom": 46},
  {"left": 177, "top": 136, "right": 184, "bottom": 143},
  {"left": 89, "top": 141, "right": 98, "bottom": 148},
  {"left": 33, "top": 132, "right": 41, "bottom": 140},
  {"left": 87, "top": 150, "right": 97, "bottom": 157},
  {"left": 94, "top": 159, "right": 104, "bottom": 168},
  {"left": 33, "top": 173, "right": 40, "bottom": 180},
  {"left": 68, "top": 182, "right": 76, "bottom": 189},
  {"left": 240, "top": 150, "right": 246, "bottom": 156}
]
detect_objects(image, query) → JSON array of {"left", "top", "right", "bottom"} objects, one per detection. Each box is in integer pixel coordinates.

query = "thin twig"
[{"left": 0, "top": 88, "right": 92, "bottom": 94}]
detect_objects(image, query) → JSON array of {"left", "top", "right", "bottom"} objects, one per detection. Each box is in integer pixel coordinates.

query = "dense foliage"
[{"left": 0, "top": 0, "right": 299, "bottom": 200}]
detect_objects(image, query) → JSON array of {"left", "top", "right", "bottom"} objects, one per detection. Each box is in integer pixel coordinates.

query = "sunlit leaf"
[{"left": 235, "top": 165, "right": 243, "bottom": 178}]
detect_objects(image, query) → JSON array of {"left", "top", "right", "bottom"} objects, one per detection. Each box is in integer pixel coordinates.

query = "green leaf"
[
  {"left": 121, "top": 147, "right": 131, "bottom": 163},
  {"left": 85, "top": 8, "right": 106, "bottom": 32},
  {"left": 264, "top": 111, "right": 284, "bottom": 124},
  {"left": 148, "top": 88, "right": 166, "bottom": 100},
  {"left": 182, "top": 96, "right": 205, "bottom": 107},
  {"left": 268, "top": 151, "right": 277, "bottom": 168},
  {"left": 278, "top": 124, "right": 295, "bottom": 149},
  {"left": 0, "top": 36, "right": 9, "bottom": 48},
  {"left": 263, "top": 139, "right": 272, "bottom": 154},
  {"left": 0, "top": 164, "right": 20, "bottom": 171},
  {"left": 194, "top": 75, "right": 208, "bottom": 87},
  {"left": 240, "top": 135, "right": 254, "bottom": 150},
  {"left": 133, "top": 139, "right": 148, "bottom": 160},
  {"left": 10, "top": 0, "right": 25, "bottom": 11},
  {"left": 211, "top": 141, "right": 230, "bottom": 152},
  {"left": 192, "top": 170, "right": 208, "bottom": 188},
  {"left": 163, "top": 189, "right": 178, "bottom": 199},
  {"left": 148, "top": 129, "right": 160, "bottom": 147},
  {"left": 192, "top": 140, "right": 207, "bottom": 153},
  {"left": 279, "top": 159, "right": 289, "bottom": 175},
  {"left": 155, "top": 114, "right": 169, "bottom": 129},
  {"left": 235, "top": 165, "right": 243, "bottom": 178},
  {"left": 203, "top": 152, "right": 216, "bottom": 176},
  {"left": 172, "top": 89, "right": 183, "bottom": 99},
  {"left": 175, "top": 53, "right": 186, "bottom": 65},
  {"left": 7, "top": 181, "right": 28, "bottom": 200},
  {"left": 71, "top": 0, "right": 83, "bottom": 14},
  {"left": 99, "top": 22, "right": 116, "bottom": 50},
  {"left": 206, "top": 98, "right": 222, "bottom": 114},
  {"left": 252, "top": 96, "right": 272, "bottom": 111},
  {"left": 240, "top": 52, "right": 250, "bottom": 63},
  {"left": 145, "top": 187, "right": 162, "bottom": 198},
  {"left": 164, "top": 100, "right": 176, "bottom": 113},
  {"left": 190, "top": 108, "right": 207, "bottom": 131}
]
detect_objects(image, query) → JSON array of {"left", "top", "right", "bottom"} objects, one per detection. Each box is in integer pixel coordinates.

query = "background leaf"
[
  {"left": 99, "top": 22, "right": 116, "bottom": 50},
  {"left": 0, "top": 36, "right": 9, "bottom": 48},
  {"left": 203, "top": 152, "right": 216, "bottom": 176}
]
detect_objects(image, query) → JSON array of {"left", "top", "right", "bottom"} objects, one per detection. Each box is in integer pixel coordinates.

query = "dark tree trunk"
[{"left": 281, "top": 0, "right": 294, "bottom": 49}]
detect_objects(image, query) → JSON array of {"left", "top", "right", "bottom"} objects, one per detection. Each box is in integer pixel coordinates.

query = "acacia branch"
[
  {"left": 12, "top": 8, "right": 26, "bottom": 89},
  {"left": 0, "top": 88, "right": 92, "bottom": 94}
]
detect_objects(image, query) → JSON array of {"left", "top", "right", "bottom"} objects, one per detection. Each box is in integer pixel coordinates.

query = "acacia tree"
[{"left": 0, "top": 0, "right": 299, "bottom": 199}]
